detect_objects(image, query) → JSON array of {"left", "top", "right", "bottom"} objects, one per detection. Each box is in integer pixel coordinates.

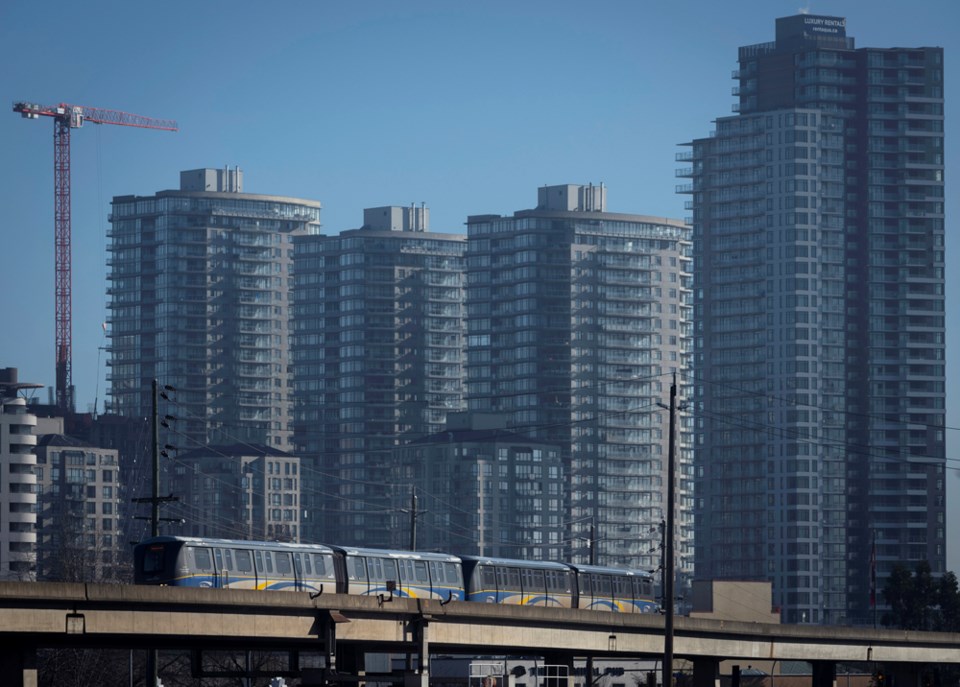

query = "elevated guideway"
[{"left": 0, "top": 582, "right": 957, "bottom": 686}]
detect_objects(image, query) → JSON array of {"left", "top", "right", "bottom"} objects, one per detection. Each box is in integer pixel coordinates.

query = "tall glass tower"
[
  {"left": 680, "top": 16, "right": 945, "bottom": 624},
  {"left": 107, "top": 169, "right": 321, "bottom": 452},
  {"left": 292, "top": 206, "right": 466, "bottom": 547},
  {"left": 466, "top": 185, "right": 693, "bottom": 577}
]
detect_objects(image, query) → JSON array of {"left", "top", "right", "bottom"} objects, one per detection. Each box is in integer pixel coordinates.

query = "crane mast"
[{"left": 13, "top": 101, "right": 177, "bottom": 411}]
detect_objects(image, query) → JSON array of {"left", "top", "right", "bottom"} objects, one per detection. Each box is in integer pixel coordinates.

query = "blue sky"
[{"left": 2, "top": 1, "right": 958, "bottom": 570}]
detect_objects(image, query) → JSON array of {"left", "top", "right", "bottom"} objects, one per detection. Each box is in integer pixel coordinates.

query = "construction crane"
[{"left": 12, "top": 101, "right": 177, "bottom": 411}]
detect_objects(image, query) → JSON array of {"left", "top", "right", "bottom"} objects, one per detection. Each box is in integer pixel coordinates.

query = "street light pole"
[{"left": 661, "top": 374, "right": 677, "bottom": 687}]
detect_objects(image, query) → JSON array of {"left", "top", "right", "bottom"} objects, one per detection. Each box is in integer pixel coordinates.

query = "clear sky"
[{"left": 2, "top": 1, "right": 958, "bottom": 571}]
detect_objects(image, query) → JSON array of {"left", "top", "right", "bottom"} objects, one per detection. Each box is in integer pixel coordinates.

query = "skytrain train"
[{"left": 133, "top": 536, "right": 659, "bottom": 614}]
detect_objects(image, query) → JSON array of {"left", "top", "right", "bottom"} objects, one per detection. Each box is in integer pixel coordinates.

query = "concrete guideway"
[{"left": 0, "top": 582, "right": 958, "bottom": 686}]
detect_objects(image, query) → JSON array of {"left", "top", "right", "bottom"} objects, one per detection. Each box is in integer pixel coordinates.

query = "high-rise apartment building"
[
  {"left": 293, "top": 206, "right": 466, "bottom": 546},
  {"left": 107, "top": 169, "right": 321, "bottom": 452},
  {"left": 465, "top": 185, "right": 693, "bottom": 576},
  {"left": 680, "top": 15, "right": 945, "bottom": 624},
  {"left": 397, "top": 412, "right": 565, "bottom": 559},
  {"left": 168, "top": 444, "right": 301, "bottom": 542},
  {"left": 34, "top": 429, "right": 123, "bottom": 582},
  {"left": 0, "top": 368, "right": 40, "bottom": 580}
]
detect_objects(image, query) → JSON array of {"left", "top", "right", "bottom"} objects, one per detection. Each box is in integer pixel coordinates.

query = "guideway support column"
[
  {"left": 405, "top": 615, "right": 430, "bottom": 687},
  {"left": 542, "top": 654, "right": 574, "bottom": 687},
  {"left": 0, "top": 644, "right": 37, "bottom": 687},
  {"left": 810, "top": 661, "right": 836, "bottom": 687},
  {"left": 691, "top": 657, "right": 719, "bottom": 687}
]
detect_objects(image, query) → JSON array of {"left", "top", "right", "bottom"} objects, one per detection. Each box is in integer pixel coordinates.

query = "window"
[
  {"left": 235, "top": 549, "right": 253, "bottom": 573},
  {"left": 143, "top": 545, "right": 166, "bottom": 574},
  {"left": 194, "top": 547, "right": 218, "bottom": 575},
  {"left": 275, "top": 552, "right": 292, "bottom": 576}
]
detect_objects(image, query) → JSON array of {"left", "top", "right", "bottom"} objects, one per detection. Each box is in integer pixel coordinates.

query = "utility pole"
[
  {"left": 151, "top": 379, "right": 160, "bottom": 536},
  {"left": 661, "top": 374, "right": 677, "bottom": 687},
  {"left": 410, "top": 492, "right": 418, "bottom": 550}
]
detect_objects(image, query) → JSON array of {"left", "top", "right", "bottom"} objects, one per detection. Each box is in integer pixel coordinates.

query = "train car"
[
  {"left": 568, "top": 563, "right": 658, "bottom": 613},
  {"left": 133, "top": 536, "right": 338, "bottom": 593},
  {"left": 333, "top": 546, "right": 464, "bottom": 602},
  {"left": 460, "top": 555, "right": 575, "bottom": 608}
]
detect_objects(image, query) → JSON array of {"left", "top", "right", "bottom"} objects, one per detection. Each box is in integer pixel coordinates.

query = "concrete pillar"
[
  {"left": 691, "top": 658, "right": 719, "bottom": 687},
  {"left": 0, "top": 645, "right": 37, "bottom": 687},
  {"left": 411, "top": 618, "right": 430, "bottom": 687},
  {"left": 888, "top": 663, "right": 921, "bottom": 687},
  {"left": 338, "top": 646, "right": 366, "bottom": 685},
  {"left": 810, "top": 661, "right": 836, "bottom": 687},
  {"left": 542, "top": 654, "right": 574, "bottom": 687}
]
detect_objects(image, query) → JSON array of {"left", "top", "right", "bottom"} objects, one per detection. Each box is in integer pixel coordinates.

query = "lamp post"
[{"left": 661, "top": 374, "right": 677, "bottom": 687}]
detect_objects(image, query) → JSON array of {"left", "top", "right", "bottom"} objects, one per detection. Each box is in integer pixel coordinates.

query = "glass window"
[
  {"left": 235, "top": 550, "right": 252, "bottom": 573},
  {"left": 313, "top": 554, "right": 327, "bottom": 576},
  {"left": 192, "top": 547, "right": 212, "bottom": 572},
  {"left": 275, "top": 552, "right": 292, "bottom": 576},
  {"left": 347, "top": 556, "right": 366, "bottom": 582},
  {"left": 382, "top": 558, "right": 398, "bottom": 584},
  {"left": 143, "top": 545, "right": 165, "bottom": 574},
  {"left": 414, "top": 560, "right": 428, "bottom": 583}
]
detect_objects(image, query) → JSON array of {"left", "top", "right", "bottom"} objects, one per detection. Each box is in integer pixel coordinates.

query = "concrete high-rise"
[
  {"left": 168, "top": 444, "right": 301, "bottom": 542},
  {"left": 465, "top": 185, "right": 693, "bottom": 577},
  {"left": 292, "top": 206, "right": 466, "bottom": 546},
  {"left": 106, "top": 169, "right": 321, "bottom": 452},
  {"left": 680, "top": 15, "right": 945, "bottom": 624},
  {"left": 397, "top": 412, "right": 566, "bottom": 559},
  {"left": 0, "top": 368, "right": 40, "bottom": 580},
  {"left": 34, "top": 428, "right": 123, "bottom": 582}
]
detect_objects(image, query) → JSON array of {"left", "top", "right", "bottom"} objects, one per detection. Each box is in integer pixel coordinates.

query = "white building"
[{"left": 0, "top": 368, "right": 41, "bottom": 580}]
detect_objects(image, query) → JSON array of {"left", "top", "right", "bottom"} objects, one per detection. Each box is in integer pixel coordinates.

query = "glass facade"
[
  {"left": 681, "top": 16, "right": 945, "bottom": 624},
  {"left": 106, "top": 173, "right": 321, "bottom": 453},
  {"left": 292, "top": 213, "right": 467, "bottom": 547},
  {"left": 466, "top": 186, "right": 693, "bottom": 576}
]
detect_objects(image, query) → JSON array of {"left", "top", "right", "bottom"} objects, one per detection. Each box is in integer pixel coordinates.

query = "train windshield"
[{"left": 142, "top": 545, "right": 166, "bottom": 574}]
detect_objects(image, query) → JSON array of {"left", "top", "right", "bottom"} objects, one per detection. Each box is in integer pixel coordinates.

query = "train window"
[
  {"left": 481, "top": 566, "right": 496, "bottom": 589},
  {"left": 293, "top": 554, "right": 303, "bottom": 576},
  {"left": 235, "top": 550, "right": 252, "bottom": 573},
  {"left": 546, "top": 570, "right": 572, "bottom": 593},
  {"left": 347, "top": 556, "right": 366, "bottom": 582},
  {"left": 530, "top": 569, "right": 545, "bottom": 593},
  {"left": 368, "top": 558, "right": 383, "bottom": 582},
  {"left": 520, "top": 568, "right": 533, "bottom": 590},
  {"left": 560, "top": 571, "right": 573, "bottom": 593},
  {"left": 496, "top": 566, "right": 509, "bottom": 590},
  {"left": 505, "top": 567, "right": 521, "bottom": 591},
  {"left": 143, "top": 545, "right": 165, "bottom": 573},
  {"left": 313, "top": 554, "right": 326, "bottom": 576},
  {"left": 382, "top": 558, "right": 398, "bottom": 584},
  {"left": 275, "top": 552, "right": 292, "bottom": 576},
  {"left": 413, "top": 560, "right": 428, "bottom": 583},
  {"left": 264, "top": 552, "right": 274, "bottom": 574},
  {"left": 192, "top": 547, "right": 213, "bottom": 572},
  {"left": 594, "top": 575, "right": 611, "bottom": 595},
  {"left": 214, "top": 549, "right": 223, "bottom": 571},
  {"left": 303, "top": 553, "right": 312, "bottom": 575},
  {"left": 613, "top": 576, "right": 630, "bottom": 597},
  {"left": 224, "top": 550, "right": 233, "bottom": 571},
  {"left": 255, "top": 551, "right": 264, "bottom": 573},
  {"left": 633, "top": 577, "right": 651, "bottom": 598},
  {"left": 428, "top": 561, "right": 441, "bottom": 587},
  {"left": 579, "top": 573, "right": 591, "bottom": 596},
  {"left": 444, "top": 562, "right": 461, "bottom": 585}
]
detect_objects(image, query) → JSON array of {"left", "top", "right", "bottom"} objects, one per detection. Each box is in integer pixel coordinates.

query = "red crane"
[{"left": 13, "top": 101, "right": 177, "bottom": 411}]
